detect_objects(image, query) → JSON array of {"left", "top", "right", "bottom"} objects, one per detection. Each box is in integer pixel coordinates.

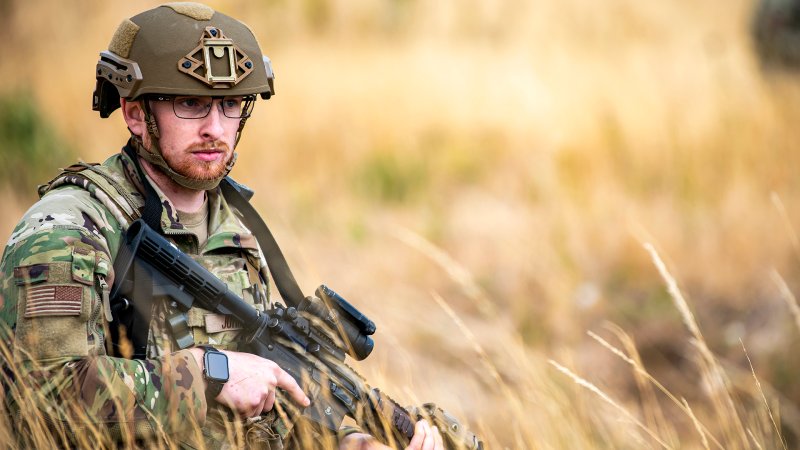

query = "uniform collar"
[{"left": 117, "top": 150, "right": 259, "bottom": 255}]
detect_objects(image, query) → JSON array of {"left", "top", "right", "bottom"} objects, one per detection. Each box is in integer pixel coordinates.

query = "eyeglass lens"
[{"left": 172, "top": 96, "right": 253, "bottom": 119}]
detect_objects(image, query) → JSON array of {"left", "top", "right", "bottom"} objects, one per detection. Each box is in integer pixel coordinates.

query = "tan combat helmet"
[{"left": 93, "top": 2, "right": 275, "bottom": 118}]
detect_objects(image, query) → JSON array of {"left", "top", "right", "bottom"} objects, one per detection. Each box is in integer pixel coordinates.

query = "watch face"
[{"left": 205, "top": 351, "right": 229, "bottom": 383}]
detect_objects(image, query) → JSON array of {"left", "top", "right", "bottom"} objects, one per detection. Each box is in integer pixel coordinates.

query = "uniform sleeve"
[{"left": 0, "top": 187, "right": 207, "bottom": 441}]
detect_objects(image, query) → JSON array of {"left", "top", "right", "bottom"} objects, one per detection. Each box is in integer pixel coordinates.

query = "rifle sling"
[{"left": 219, "top": 177, "right": 305, "bottom": 307}]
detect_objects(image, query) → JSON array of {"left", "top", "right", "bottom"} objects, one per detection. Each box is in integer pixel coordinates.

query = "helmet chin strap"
[{"left": 132, "top": 100, "right": 239, "bottom": 191}]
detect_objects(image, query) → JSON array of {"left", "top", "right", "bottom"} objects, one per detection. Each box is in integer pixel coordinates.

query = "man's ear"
[{"left": 121, "top": 98, "right": 146, "bottom": 138}]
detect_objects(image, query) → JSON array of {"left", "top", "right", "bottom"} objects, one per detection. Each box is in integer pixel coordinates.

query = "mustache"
[{"left": 188, "top": 141, "right": 231, "bottom": 152}]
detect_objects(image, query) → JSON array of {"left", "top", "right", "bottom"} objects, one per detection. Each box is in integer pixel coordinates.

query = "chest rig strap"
[
  {"left": 122, "top": 143, "right": 163, "bottom": 231},
  {"left": 113, "top": 143, "right": 168, "bottom": 359}
]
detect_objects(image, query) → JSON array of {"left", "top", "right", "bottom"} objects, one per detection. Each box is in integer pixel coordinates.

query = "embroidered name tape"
[{"left": 205, "top": 313, "right": 243, "bottom": 333}]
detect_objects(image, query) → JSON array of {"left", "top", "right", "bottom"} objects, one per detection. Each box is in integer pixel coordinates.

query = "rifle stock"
[{"left": 111, "top": 219, "right": 483, "bottom": 449}]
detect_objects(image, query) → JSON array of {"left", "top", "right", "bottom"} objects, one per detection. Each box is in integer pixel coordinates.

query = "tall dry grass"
[
  {"left": 2, "top": 241, "right": 790, "bottom": 449},
  {"left": 3, "top": 0, "right": 800, "bottom": 447}
]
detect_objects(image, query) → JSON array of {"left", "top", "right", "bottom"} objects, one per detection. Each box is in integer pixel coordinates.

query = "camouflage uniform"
[{"left": 0, "top": 149, "right": 281, "bottom": 448}]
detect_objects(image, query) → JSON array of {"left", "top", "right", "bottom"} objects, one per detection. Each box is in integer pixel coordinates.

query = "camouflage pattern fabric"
[{"left": 0, "top": 149, "right": 277, "bottom": 448}]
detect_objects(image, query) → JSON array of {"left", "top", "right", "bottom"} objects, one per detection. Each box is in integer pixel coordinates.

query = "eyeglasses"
[{"left": 150, "top": 95, "right": 256, "bottom": 119}]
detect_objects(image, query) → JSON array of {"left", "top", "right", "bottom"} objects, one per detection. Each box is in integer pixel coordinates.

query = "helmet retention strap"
[
  {"left": 234, "top": 117, "right": 248, "bottom": 148},
  {"left": 142, "top": 100, "right": 161, "bottom": 140}
]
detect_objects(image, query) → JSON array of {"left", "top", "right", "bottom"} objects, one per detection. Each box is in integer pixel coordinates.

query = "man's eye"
[
  {"left": 178, "top": 97, "right": 202, "bottom": 108},
  {"left": 223, "top": 98, "right": 241, "bottom": 108}
]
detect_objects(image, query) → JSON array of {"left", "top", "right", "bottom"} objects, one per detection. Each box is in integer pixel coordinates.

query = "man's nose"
[{"left": 199, "top": 101, "right": 226, "bottom": 140}]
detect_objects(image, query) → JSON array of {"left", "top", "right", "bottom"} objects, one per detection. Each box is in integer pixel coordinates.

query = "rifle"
[{"left": 110, "top": 219, "right": 484, "bottom": 449}]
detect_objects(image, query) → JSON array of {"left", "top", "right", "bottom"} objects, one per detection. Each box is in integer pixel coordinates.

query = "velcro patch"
[
  {"left": 205, "top": 314, "right": 243, "bottom": 333},
  {"left": 14, "top": 264, "right": 50, "bottom": 285},
  {"left": 25, "top": 285, "right": 83, "bottom": 318}
]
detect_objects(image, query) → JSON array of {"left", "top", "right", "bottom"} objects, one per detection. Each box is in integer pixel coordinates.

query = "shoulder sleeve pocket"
[
  {"left": 71, "top": 243, "right": 96, "bottom": 286},
  {"left": 13, "top": 258, "right": 93, "bottom": 360}
]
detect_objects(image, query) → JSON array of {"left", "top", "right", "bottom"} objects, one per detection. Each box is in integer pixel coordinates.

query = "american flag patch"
[{"left": 24, "top": 285, "right": 83, "bottom": 318}]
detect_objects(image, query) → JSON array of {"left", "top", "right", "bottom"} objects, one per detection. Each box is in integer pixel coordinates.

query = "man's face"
[{"left": 144, "top": 97, "right": 240, "bottom": 182}]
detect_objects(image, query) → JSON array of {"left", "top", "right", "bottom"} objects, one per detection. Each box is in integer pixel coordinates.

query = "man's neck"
[{"left": 140, "top": 158, "right": 206, "bottom": 213}]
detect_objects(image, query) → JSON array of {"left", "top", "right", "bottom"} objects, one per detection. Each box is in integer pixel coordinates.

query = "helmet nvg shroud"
[{"left": 93, "top": 2, "right": 275, "bottom": 118}]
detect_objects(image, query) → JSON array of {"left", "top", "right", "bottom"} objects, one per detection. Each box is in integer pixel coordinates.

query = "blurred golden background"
[{"left": 3, "top": 0, "right": 800, "bottom": 447}]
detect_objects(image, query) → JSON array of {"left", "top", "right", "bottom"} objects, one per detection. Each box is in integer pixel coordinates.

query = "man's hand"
[
  {"left": 339, "top": 420, "right": 444, "bottom": 450},
  {"left": 190, "top": 348, "right": 310, "bottom": 417}
]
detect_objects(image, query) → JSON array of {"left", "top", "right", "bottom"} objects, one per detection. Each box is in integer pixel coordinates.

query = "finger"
[
  {"left": 420, "top": 420, "right": 434, "bottom": 450},
  {"left": 275, "top": 368, "right": 310, "bottom": 406},
  {"left": 432, "top": 426, "right": 444, "bottom": 450},
  {"left": 263, "top": 388, "right": 276, "bottom": 413},
  {"left": 249, "top": 389, "right": 269, "bottom": 418},
  {"left": 406, "top": 420, "right": 427, "bottom": 450}
]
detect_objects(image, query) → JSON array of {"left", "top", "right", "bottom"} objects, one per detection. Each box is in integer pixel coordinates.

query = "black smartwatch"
[{"left": 200, "top": 345, "right": 229, "bottom": 400}]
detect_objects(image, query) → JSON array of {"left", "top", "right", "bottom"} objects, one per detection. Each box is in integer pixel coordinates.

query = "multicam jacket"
[{"left": 0, "top": 149, "right": 279, "bottom": 448}]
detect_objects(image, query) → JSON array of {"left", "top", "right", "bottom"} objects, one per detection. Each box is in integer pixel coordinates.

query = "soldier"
[{"left": 0, "top": 3, "right": 442, "bottom": 449}]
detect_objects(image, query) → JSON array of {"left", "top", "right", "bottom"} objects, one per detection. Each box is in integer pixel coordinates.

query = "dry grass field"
[{"left": 3, "top": 0, "right": 800, "bottom": 447}]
